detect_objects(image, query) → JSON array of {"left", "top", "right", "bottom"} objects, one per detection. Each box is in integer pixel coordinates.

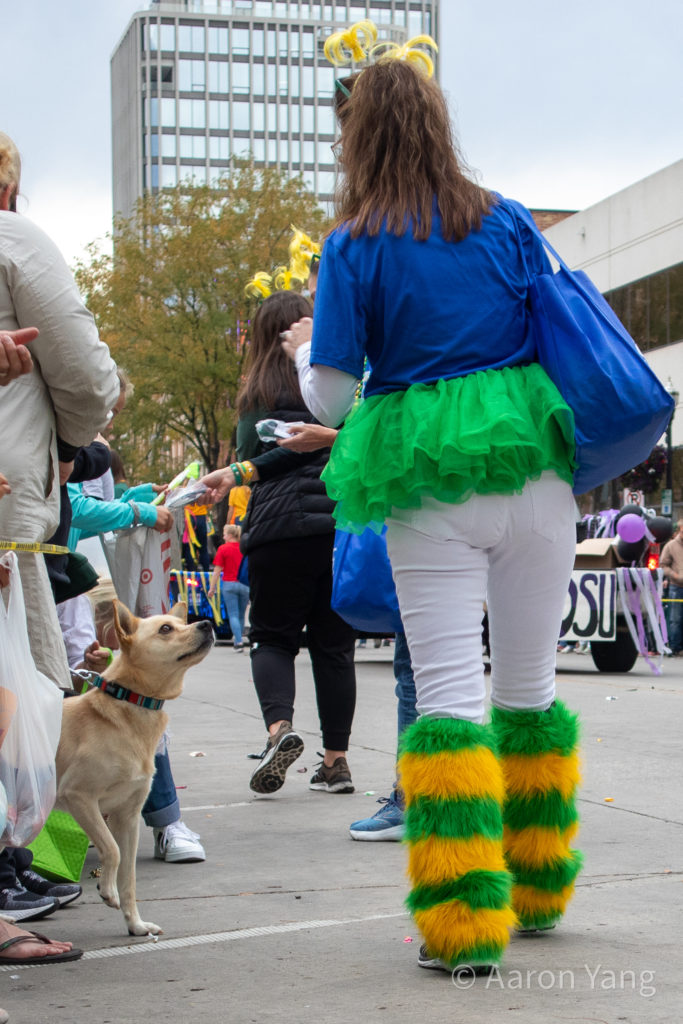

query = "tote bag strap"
[
  {"left": 497, "top": 194, "right": 570, "bottom": 276},
  {"left": 498, "top": 195, "right": 626, "bottom": 333}
]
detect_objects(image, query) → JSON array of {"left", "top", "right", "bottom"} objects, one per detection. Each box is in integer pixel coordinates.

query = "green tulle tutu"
[{"left": 322, "top": 363, "right": 576, "bottom": 533}]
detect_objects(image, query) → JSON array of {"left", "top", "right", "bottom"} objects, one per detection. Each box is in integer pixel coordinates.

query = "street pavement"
[{"left": 4, "top": 644, "right": 683, "bottom": 1024}]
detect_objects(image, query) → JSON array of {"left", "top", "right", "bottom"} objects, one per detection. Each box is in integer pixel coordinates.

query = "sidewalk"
[{"left": 5, "top": 645, "right": 683, "bottom": 1024}]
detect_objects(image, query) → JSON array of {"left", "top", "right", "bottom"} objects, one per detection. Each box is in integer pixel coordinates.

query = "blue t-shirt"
[{"left": 310, "top": 198, "right": 550, "bottom": 397}]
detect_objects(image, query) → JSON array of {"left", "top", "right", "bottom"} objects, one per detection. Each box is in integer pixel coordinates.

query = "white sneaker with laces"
[{"left": 153, "top": 820, "right": 206, "bottom": 863}]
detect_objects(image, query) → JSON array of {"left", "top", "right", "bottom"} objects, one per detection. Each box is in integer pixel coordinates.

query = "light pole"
[{"left": 664, "top": 377, "right": 680, "bottom": 511}]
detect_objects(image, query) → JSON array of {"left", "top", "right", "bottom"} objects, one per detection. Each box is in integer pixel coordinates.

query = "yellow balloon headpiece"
[
  {"left": 323, "top": 20, "right": 378, "bottom": 67},
  {"left": 244, "top": 226, "right": 321, "bottom": 302},
  {"left": 325, "top": 20, "right": 438, "bottom": 79}
]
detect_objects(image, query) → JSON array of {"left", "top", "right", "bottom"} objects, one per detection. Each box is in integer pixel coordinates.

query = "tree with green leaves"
[{"left": 75, "top": 163, "right": 328, "bottom": 481}]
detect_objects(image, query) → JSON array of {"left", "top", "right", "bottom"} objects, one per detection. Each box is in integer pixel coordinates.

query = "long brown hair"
[
  {"left": 333, "top": 61, "right": 492, "bottom": 242},
  {"left": 238, "top": 291, "right": 313, "bottom": 414}
]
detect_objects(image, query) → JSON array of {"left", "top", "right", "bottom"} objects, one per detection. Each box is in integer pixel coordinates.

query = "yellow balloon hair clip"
[
  {"left": 324, "top": 19, "right": 378, "bottom": 67},
  {"left": 370, "top": 34, "right": 439, "bottom": 78},
  {"left": 272, "top": 266, "right": 304, "bottom": 292},
  {"left": 244, "top": 271, "right": 273, "bottom": 300},
  {"left": 288, "top": 225, "right": 321, "bottom": 282}
]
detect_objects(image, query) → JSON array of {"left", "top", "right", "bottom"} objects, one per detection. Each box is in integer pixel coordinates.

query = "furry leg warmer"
[
  {"left": 491, "top": 701, "right": 583, "bottom": 930},
  {"left": 399, "top": 716, "right": 515, "bottom": 967}
]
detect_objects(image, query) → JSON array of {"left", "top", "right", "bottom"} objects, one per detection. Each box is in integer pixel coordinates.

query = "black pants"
[
  {"left": 248, "top": 534, "right": 356, "bottom": 751},
  {"left": 0, "top": 847, "right": 33, "bottom": 888}
]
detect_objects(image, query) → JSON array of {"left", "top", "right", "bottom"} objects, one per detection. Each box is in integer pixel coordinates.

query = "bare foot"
[{"left": 0, "top": 919, "right": 74, "bottom": 960}]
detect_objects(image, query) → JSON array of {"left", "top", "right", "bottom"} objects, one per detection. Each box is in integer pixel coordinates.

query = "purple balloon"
[{"left": 617, "top": 513, "right": 647, "bottom": 544}]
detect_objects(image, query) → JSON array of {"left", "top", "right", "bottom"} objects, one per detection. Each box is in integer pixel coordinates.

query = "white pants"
[{"left": 386, "top": 472, "right": 576, "bottom": 723}]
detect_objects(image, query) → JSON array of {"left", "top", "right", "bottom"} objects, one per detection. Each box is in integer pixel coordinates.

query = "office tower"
[{"left": 111, "top": 0, "right": 440, "bottom": 222}]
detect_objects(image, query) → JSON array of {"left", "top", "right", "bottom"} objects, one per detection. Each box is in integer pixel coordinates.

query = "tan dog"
[{"left": 55, "top": 600, "right": 213, "bottom": 936}]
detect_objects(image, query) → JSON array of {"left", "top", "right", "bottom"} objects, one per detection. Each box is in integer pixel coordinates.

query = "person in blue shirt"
[{"left": 281, "top": 57, "right": 582, "bottom": 974}]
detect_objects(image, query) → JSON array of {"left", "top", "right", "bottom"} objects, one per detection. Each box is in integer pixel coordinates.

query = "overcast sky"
[{"left": 1, "top": 0, "right": 681, "bottom": 265}]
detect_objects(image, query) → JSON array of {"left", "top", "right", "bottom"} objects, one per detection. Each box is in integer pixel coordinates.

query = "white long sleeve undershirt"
[{"left": 295, "top": 342, "right": 359, "bottom": 427}]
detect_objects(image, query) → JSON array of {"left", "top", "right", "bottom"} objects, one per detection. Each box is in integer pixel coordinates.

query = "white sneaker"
[{"left": 153, "top": 821, "right": 206, "bottom": 863}]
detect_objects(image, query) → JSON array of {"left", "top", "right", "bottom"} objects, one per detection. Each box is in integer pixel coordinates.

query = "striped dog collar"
[{"left": 92, "top": 674, "right": 165, "bottom": 711}]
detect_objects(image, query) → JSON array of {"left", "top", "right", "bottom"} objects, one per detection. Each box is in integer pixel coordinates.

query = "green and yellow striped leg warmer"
[
  {"left": 491, "top": 701, "right": 583, "bottom": 931},
  {"left": 398, "top": 717, "right": 516, "bottom": 968}
]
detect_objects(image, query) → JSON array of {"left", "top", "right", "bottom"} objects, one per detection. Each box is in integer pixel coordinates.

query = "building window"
[
  {"left": 161, "top": 98, "right": 177, "bottom": 127},
  {"left": 179, "top": 98, "right": 206, "bottom": 128},
  {"left": 289, "top": 64, "right": 300, "bottom": 98},
  {"left": 161, "top": 134, "right": 177, "bottom": 157},
  {"left": 253, "top": 28, "right": 265, "bottom": 57},
  {"left": 252, "top": 62, "right": 265, "bottom": 94},
  {"left": 316, "top": 65, "right": 333, "bottom": 98},
  {"left": 279, "top": 64, "right": 289, "bottom": 96},
  {"left": 267, "top": 29, "right": 277, "bottom": 57},
  {"left": 290, "top": 138, "right": 301, "bottom": 164},
  {"left": 162, "top": 164, "right": 178, "bottom": 187},
  {"left": 208, "top": 26, "right": 229, "bottom": 53},
  {"left": 179, "top": 59, "right": 206, "bottom": 92},
  {"left": 279, "top": 139, "right": 289, "bottom": 163},
  {"left": 209, "top": 61, "right": 229, "bottom": 93},
  {"left": 302, "top": 66, "right": 314, "bottom": 96},
  {"left": 253, "top": 137, "right": 266, "bottom": 161},
  {"left": 209, "top": 100, "right": 230, "bottom": 129},
  {"left": 178, "top": 24, "right": 205, "bottom": 53},
  {"left": 232, "top": 27, "right": 250, "bottom": 54},
  {"left": 252, "top": 102, "right": 266, "bottom": 131},
  {"left": 267, "top": 64, "right": 277, "bottom": 94},
  {"left": 180, "top": 164, "right": 208, "bottom": 185},
  {"left": 160, "top": 23, "right": 176, "bottom": 51},
  {"left": 233, "top": 62, "right": 250, "bottom": 93},
  {"left": 267, "top": 102, "right": 278, "bottom": 131},
  {"left": 290, "top": 104, "right": 300, "bottom": 133},
  {"left": 233, "top": 101, "right": 250, "bottom": 131},
  {"left": 318, "top": 170, "right": 336, "bottom": 195},
  {"left": 302, "top": 104, "right": 315, "bottom": 133},
  {"left": 210, "top": 136, "right": 231, "bottom": 159},
  {"left": 254, "top": 2, "right": 273, "bottom": 15},
  {"left": 605, "top": 262, "right": 683, "bottom": 353},
  {"left": 180, "top": 135, "right": 207, "bottom": 159},
  {"left": 302, "top": 29, "right": 314, "bottom": 57},
  {"left": 303, "top": 139, "right": 316, "bottom": 164},
  {"left": 268, "top": 139, "right": 278, "bottom": 163},
  {"left": 150, "top": 97, "right": 159, "bottom": 127},
  {"left": 317, "top": 104, "right": 335, "bottom": 135}
]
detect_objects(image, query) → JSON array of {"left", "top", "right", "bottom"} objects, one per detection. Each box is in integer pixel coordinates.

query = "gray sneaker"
[
  {"left": 249, "top": 721, "right": 304, "bottom": 794},
  {"left": 309, "top": 755, "right": 354, "bottom": 794}
]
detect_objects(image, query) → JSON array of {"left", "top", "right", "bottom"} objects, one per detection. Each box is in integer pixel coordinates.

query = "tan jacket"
[{"left": 0, "top": 211, "right": 119, "bottom": 543}]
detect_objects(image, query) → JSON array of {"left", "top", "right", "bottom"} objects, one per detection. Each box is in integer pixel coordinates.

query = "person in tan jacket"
[{"left": 0, "top": 131, "right": 119, "bottom": 688}]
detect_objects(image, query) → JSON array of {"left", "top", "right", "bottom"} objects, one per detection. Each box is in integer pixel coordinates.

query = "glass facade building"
[
  {"left": 605, "top": 261, "right": 683, "bottom": 355},
  {"left": 111, "top": 0, "right": 439, "bottom": 221}
]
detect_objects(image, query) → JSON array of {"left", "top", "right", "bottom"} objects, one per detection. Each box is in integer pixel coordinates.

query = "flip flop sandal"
[{"left": 0, "top": 931, "right": 83, "bottom": 966}]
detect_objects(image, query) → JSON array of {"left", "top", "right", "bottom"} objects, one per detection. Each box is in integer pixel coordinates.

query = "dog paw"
[{"left": 128, "top": 920, "right": 163, "bottom": 936}]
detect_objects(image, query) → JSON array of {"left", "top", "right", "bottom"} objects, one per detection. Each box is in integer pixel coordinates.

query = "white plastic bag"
[
  {"left": 101, "top": 527, "right": 171, "bottom": 617},
  {"left": 0, "top": 553, "right": 63, "bottom": 847}
]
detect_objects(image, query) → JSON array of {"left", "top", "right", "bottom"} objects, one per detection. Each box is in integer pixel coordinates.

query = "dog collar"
[{"left": 90, "top": 673, "right": 165, "bottom": 711}]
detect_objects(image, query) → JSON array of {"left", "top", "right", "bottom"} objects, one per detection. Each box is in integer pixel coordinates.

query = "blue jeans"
[
  {"left": 394, "top": 631, "right": 417, "bottom": 751},
  {"left": 141, "top": 743, "right": 180, "bottom": 828},
  {"left": 667, "top": 584, "right": 683, "bottom": 654},
  {"left": 221, "top": 580, "right": 250, "bottom": 645}
]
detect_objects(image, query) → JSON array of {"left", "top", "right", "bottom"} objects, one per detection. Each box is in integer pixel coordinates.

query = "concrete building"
[
  {"left": 111, "top": 0, "right": 439, "bottom": 222},
  {"left": 544, "top": 159, "right": 683, "bottom": 451}
]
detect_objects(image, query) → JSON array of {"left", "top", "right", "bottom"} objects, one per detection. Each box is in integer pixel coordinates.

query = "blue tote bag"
[
  {"left": 504, "top": 198, "right": 674, "bottom": 495},
  {"left": 331, "top": 526, "right": 402, "bottom": 634}
]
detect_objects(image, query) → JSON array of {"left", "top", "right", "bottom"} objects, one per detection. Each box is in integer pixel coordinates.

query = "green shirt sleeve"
[{"left": 236, "top": 410, "right": 263, "bottom": 461}]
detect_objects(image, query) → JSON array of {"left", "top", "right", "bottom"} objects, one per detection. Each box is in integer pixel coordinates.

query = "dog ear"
[
  {"left": 170, "top": 601, "right": 188, "bottom": 623},
  {"left": 113, "top": 600, "right": 139, "bottom": 642}
]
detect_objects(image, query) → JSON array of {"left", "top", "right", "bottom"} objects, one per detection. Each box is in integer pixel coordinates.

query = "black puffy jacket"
[{"left": 238, "top": 405, "right": 336, "bottom": 554}]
